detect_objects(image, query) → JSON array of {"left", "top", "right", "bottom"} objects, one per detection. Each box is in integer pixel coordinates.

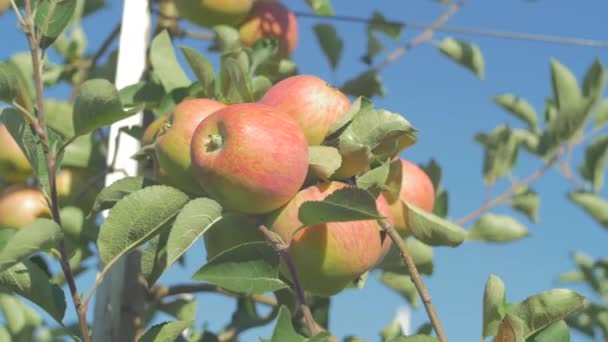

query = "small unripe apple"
[
  {"left": 383, "top": 158, "right": 435, "bottom": 235},
  {"left": 0, "top": 185, "right": 51, "bottom": 229},
  {"left": 156, "top": 99, "right": 225, "bottom": 195},
  {"left": 190, "top": 103, "right": 308, "bottom": 214},
  {"left": 203, "top": 213, "right": 265, "bottom": 260},
  {"left": 0, "top": 123, "right": 33, "bottom": 184},
  {"left": 175, "top": 0, "right": 254, "bottom": 29},
  {"left": 239, "top": 1, "right": 298, "bottom": 57},
  {"left": 260, "top": 75, "right": 350, "bottom": 145},
  {"left": 267, "top": 182, "right": 390, "bottom": 297}
]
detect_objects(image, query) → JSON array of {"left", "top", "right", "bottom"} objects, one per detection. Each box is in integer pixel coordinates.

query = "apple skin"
[
  {"left": 0, "top": 185, "right": 52, "bottom": 229},
  {"left": 0, "top": 123, "right": 33, "bottom": 184},
  {"left": 260, "top": 75, "right": 350, "bottom": 145},
  {"left": 0, "top": 0, "right": 9, "bottom": 15},
  {"left": 190, "top": 103, "right": 309, "bottom": 214},
  {"left": 156, "top": 99, "right": 225, "bottom": 195},
  {"left": 239, "top": 1, "right": 298, "bottom": 57},
  {"left": 175, "top": 0, "right": 254, "bottom": 29},
  {"left": 203, "top": 212, "right": 265, "bottom": 260},
  {"left": 142, "top": 115, "right": 168, "bottom": 146},
  {"left": 266, "top": 182, "right": 390, "bottom": 297},
  {"left": 383, "top": 158, "right": 435, "bottom": 235}
]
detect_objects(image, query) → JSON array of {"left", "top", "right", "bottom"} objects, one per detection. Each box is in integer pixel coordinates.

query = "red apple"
[
  {"left": 0, "top": 123, "right": 33, "bottom": 184},
  {"left": 176, "top": 0, "right": 254, "bottom": 29},
  {"left": 155, "top": 99, "right": 225, "bottom": 195},
  {"left": 267, "top": 182, "right": 390, "bottom": 296},
  {"left": 239, "top": 1, "right": 298, "bottom": 57},
  {"left": 260, "top": 75, "right": 350, "bottom": 145},
  {"left": 190, "top": 103, "right": 308, "bottom": 214},
  {"left": 383, "top": 158, "right": 435, "bottom": 235},
  {"left": 0, "top": 185, "right": 51, "bottom": 229}
]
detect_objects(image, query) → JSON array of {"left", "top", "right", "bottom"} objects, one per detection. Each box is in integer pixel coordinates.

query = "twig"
[
  {"left": 379, "top": 220, "right": 447, "bottom": 342},
  {"left": 176, "top": 29, "right": 215, "bottom": 40},
  {"left": 148, "top": 283, "right": 278, "bottom": 307},
  {"left": 257, "top": 225, "right": 320, "bottom": 337}
]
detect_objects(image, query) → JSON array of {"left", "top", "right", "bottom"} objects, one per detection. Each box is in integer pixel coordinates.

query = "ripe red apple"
[
  {"left": 155, "top": 99, "right": 225, "bottom": 195},
  {"left": 239, "top": 1, "right": 298, "bottom": 57},
  {"left": 267, "top": 182, "right": 391, "bottom": 296},
  {"left": 0, "top": 123, "right": 33, "bottom": 184},
  {"left": 175, "top": 0, "right": 254, "bottom": 29},
  {"left": 0, "top": 185, "right": 51, "bottom": 229},
  {"left": 203, "top": 213, "right": 265, "bottom": 260},
  {"left": 260, "top": 75, "right": 350, "bottom": 145},
  {"left": 190, "top": 103, "right": 308, "bottom": 214},
  {"left": 383, "top": 158, "right": 435, "bottom": 235}
]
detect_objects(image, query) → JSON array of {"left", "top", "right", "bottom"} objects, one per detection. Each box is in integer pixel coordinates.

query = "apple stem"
[
  {"left": 258, "top": 225, "right": 320, "bottom": 337},
  {"left": 206, "top": 133, "right": 224, "bottom": 151}
]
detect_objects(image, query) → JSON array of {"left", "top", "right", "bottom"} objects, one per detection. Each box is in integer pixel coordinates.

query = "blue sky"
[{"left": 1, "top": 0, "right": 608, "bottom": 341}]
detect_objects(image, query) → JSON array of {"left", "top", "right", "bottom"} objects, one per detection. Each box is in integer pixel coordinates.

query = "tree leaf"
[
  {"left": 494, "top": 314, "right": 526, "bottom": 342},
  {"left": 375, "top": 238, "right": 434, "bottom": 275},
  {"left": 390, "top": 335, "right": 440, "bottom": 341},
  {"left": 550, "top": 59, "right": 581, "bottom": 111},
  {"left": 192, "top": 241, "right": 287, "bottom": 294},
  {"left": 327, "top": 96, "right": 373, "bottom": 137},
  {"left": 252, "top": 76, "right": 272, "bottom": 101},
  {"left": 581, "top": 58, "right": 605, "bottom": 102},
  {"left": 149, "top": 31, "right": 191, "bottom": 93},
  {"left": 305, "top": 0, "right": 334, "bottom": 16},
  {"left": 406, "top": 204, "right": 466, "bottom": 247},
  {"left": 89, "top": 176, "right": 157, "bottom": 216},
  {"left": 482, "top": 274, "right": 506, "bottom": 339},
  {"left": 493, "top": 94, "right": 539, "bottom": 133},
  {"left": 368, "top": 11, "right": 403, "bottom": 39},
  {"left": 510, "top": 188, "right": 540, "bottom": 223},
  {"left": 594, "top": 100, "right": 608, "bottom": 128},
  {"left": 579, "top": 135, "right": 608, "bottom": 192},
  {"left": 379, "top": 272, "right": 419, "bottom": 308},
  {"left": 356, "top": 160, "right": 390, "bottom": 196},
  {"left": 298, "top": 187, "right": 383, "bottom": 226},
  {"left": 476, "top": 126, "right": 520, "bottom": 185},
  {"left": 527, "top": 320, "right": 571, "bottom": 342},
  {"left": 0, "top": 219, "right": 62, "bottom": 272},
  {"left": 468, "top": 214, "right": 529, "bottom": 243},
  {"left": 342, "top": 70, "right": 385, "bottom": 98},
  {"left": 314, "top": 23, "right": 343, "bottom": 70},
  {"left": 72, "top": 78, "right": 139, "bottom": 135},
  {"left": 0, "top": 62, "right": 33, "bottom": 110},
  {"left": 510, "top": 289, "right": 585, "bottom": 337},
  {"left": 308, "top": 146, "right": 342, "bottom": 180},
  {"left": 97, "top": 186, "right": 189, "bottom": 268},
  {"left": 0, "top": 261, "right": 66, "bottom": 323},
  {"left": 438, "top": 37, "right": 485, "bottom": 79},
  {"left": 138, "top": 320, "right": 192, "bottom": 342},
  {"left": 218, "top": 57, "right": 253, "bottom": 104},
  {"left": 180, "top": 46, "right": 215, "bottom": 98},
  {"left": 568, "top": 191, "right": 608, "bottom": 229},
  {"left": 381, "top": 319, "right": 403, "bottom": 341},
  {"left": 158, "top": 297, "right": 197, "bottom": 322},
  {"left": 269, "top": 306, "right": 330, "bottom": 342},
  {"left": 141, "top": 228, "right": 170, "bottom": 286},
  {"left": 35, "top": 0, "right": 77, "bottom": 49}
]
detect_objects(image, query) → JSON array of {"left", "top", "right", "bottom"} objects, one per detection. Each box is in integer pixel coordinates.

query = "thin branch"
[
  {"left": 257, "top": 225, "right": 320, "bottom": 337},
  {"left": 148, "top": 283, "right": 278, "bottom": 307},
  {"left": 176, "top": 29, "right": 215, "bottom": 40},
  {"left": 379, "top": 220, "right": 447, "bottom": 342}
]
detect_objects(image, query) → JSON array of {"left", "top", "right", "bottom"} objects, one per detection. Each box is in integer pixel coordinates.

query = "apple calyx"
[{"left": 205, "top": 133, "right": 224, "bottom": 152}]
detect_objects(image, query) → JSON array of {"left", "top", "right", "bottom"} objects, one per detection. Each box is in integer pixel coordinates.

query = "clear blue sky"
[{"left": 1, "top": 1, "right": 607, "bottom": 341}]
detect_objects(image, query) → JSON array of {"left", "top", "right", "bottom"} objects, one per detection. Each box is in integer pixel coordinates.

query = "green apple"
[
  {"left": 0, "top": 185, "right": 51, "bottom": 229},
  {"left": 155, "top": 98, "right": 225, "bottom": 195},
  {"left": 239, "top": 1, "right": 298, "bottom": 57},
  {"left": 260, "top": 75, "right": 350, "bottom": 145},
  {"left": 0, "top": 123, "right": 33, "bottom": 184},
  {"left": 176, "top": 0, "right": 253, "bottom": 28},
  {"left": 190, "top": 103, "right": 308, "bottom": 214}
]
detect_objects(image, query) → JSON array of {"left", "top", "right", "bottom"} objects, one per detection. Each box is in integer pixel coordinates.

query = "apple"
[
  {"left": 260, "top": 75, "right": 350, "bottom": 145},
  {"left": 175, "top": 0, "right": 254, "bottom": 29},
  {"left": 155, "top": 98, "right": 225, "bottom": 195},
  {"left": 266, "top": 182, "right": 391, "bottom": 297},
  {"left": 383, "top": 158, "right": 435, "bottom": 235},
  {"left": 0, "top": 185, "right": 51, "bottom": 229},
  {"left": 203, "top": 212, "right": 265, "bottom": 260},
  {"left": 239, "top": 1, "right": 298, "bottom": 57},
  {"left": 142, "top": 115, "right": 168, "bottom": 146},
  {"left": 0, "top": 123, "right": 33, "bottom": 184},
  {"left": 0, "top": 0, "right": 9, "bottom": 15},
  {"left": 190, "top": 103, "right": 308, "bottom": 214}
]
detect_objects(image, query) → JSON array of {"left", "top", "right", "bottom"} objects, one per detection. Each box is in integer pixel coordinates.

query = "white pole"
[{"left": 92, "top": 0, "right": 150, "bottom": 340}]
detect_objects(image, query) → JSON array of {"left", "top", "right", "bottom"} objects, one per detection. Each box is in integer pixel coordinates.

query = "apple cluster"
[{"left": 147, "top": 74, "right": 437, "bottom": 297}]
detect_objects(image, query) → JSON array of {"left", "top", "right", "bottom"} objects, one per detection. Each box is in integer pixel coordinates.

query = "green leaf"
[
  {"left": 0, "top": 261, "right": 66, "bottom": 323},
  {"left": 550, "top": 59, "right": 581, "bottom": 111},
  {"left": 482, "top": 274, "right": 506, "bottom": 339},
  {"left": 389, "top": 335, "right": 440, "bottom": 341},
  {"left": 379, "top": 272, "right": 418, "bottom": 308},
  {"left": 118, "top": 81, "right": 165, "bottom": 109},
  {"left": 308, "top": 146, "right": 342, "bottom": 180},
  {"left": 418, "top": 159, "right": 442, "bottom": 190},
  {"left": 0, "top": 219, "right": 62, "bottom": 272},
  {"left": 89, "top": 176, "right": 156, "bottom": 216},
  {"left": 579, "top": 135, "right": 608, "bottom": 192},
  {"left": 46, "top": 99, "right": 74, "bottom": 137},
  {"left": 438, "top": 37, "right": 485, "bottom": 79},
  {"left": 594, "top": 100, "right": 608, "bottom": 128},
  {"left": 225, "top": 297, "right": 279, "bottom": 336},
  {"left": 305, "top": 0, "right": 334, "bottom": 16},
  {"left": 493, "top": 94, "right": 539, "bottom": 133},
  {"left": 0, "top": 62, "right": 33, "bottom": 110},
  {"left": 218, "top": 57, "right": 253, "bottom": 104},
  {"left": 298, "top": 187, "right": 383, "bottom": 226},
  {"left": 342, "top": 70, "right": 385, "bottom": 98},
  {"left": 476, "top": 126, "right": 520, "bottom": 185},
  {"left": 34, "top": 0, "right": 77, "bottom": 49},
  {"left": 406, "top": 204, "right": 466, "bottom": 247},
  {"left": 138, "top": 320, "right": 192, "bottom": 342},
  {"left": 510, "top": 188, "right": 540, "bottom": 223},
  {"left": 468, "top": 214, "right": 529, "bottom": 243},
  {"left": 327, "top": 96, "right": 373, "bottom": 137},
  {"left": 72, "top": 78, "right": 139, "bottom": 135},
  {"left": 356, "top": 160, "right": 390, "bottom": 196},
  {"left": 369, "top": 11, "right": 403, "bottom": 39},
  {"left": 510, "top": 289, "right": 585, "bottom": 337},
  {"left": 62, "top": 133, "right": 103, "bottom": 168},
  {"left": 581, "top": 59, "right": 605, "bottom": 102},
  {"left": 192, "top": 242, "right": 287, "bottom": 294},
  {"left": 381, "top": 319, "right": 403, "bottom": 341},
  {"left": 150, "top": 31, "right": 191, "bottom": 93},
  {"left": 494, "top": 314, "right": 526, "bottom": 342},
  {"left": 568, "top": 191, "right": 608, "bottom": 229},
  {"left": 313, "top": 23, "right": 343, "bottom": 70},
  {"left": 158, "top": 297, "right": 197, "bottom": 322},
  {"left": 180, "top": 46, "right": 215, "bottom": 97},
  {"left": 97, "top": 186, "right": 189, "bottom": 268},
  {"left": 527, "top": 320, "right": 571, "bottom": 342},
  {"left": 211, "top": 25, "right": 242, "bottom": 53},
  {"left": 269, "top": 306, "right": 307, "bottom": 342},
  {"left": 252, "top": 76, "right": 272, "bottom": 101},
  {"left": 375, "top": 238, "right": 434, "bottom": 275},
  {"left": 432, "top": 189, "right": 449, "bottom": 218},
  {"left": 141, "top": 228, "right": 170, "bottom": 286}
]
